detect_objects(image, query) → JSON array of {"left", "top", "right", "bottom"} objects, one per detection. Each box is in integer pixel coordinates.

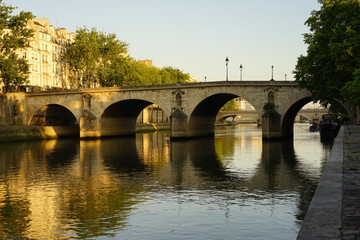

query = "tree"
[
  {"left": 98, "top": 57, "right": 131, "bottom": 87},
  {"left": 221, "top": 99, "right": 239, "bottom": 111},
  {"left": 341, "top": 69, "right": 360, "bottom": 105},
  {"left": 160, "top": 66, "right": 191, "bottom": 84},
  {"left": 0, "top": 1, "right": 34, "bottom": 92},
  {"left": 62, "top": 27, "right": 128, "bottom": 88},
  {"left": 62, "top": 27, "right": 191, "bottom": 88},
  {"left": 294, "top": 0, "right": 360, "bottom": 105},
  {"left": 121, "top": 63, "right": 191, "bottom": 86}
]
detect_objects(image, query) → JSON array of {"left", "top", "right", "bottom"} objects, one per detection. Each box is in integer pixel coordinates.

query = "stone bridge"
[
  {"left": 0, "top": 81, "right": 331, "bottom": 140},
  {"left": 217, "top": 108, "right": 329, "bottom": 123}
]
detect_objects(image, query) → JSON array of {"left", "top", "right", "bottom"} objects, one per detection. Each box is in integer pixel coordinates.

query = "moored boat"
[
  {"left": 309, "top": 122, "right": 319, "bottom": 132},
  {"left": 319, "top": 113, "right": 340, "bottom": 137}
]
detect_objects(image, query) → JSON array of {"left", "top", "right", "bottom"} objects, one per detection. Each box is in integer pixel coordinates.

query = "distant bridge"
[
  {"left": 0, "top": 81, "right": 353, "bottom": 140},
  {"left": 217, "top": 108, "right": 329, "bottom": 123}
]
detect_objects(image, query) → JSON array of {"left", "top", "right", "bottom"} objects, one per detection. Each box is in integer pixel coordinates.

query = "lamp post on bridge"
[
  {"left": 239, "top": 64, "right": 243, "bottom": 81},
  {"left": 271, "top": 65, "right": 274, "bottom": 80},
  {"left": 225, "top": 57, "right": 229, "bottom": 81}
]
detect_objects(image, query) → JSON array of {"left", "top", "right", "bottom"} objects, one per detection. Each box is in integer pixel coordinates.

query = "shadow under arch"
[
  {"left": 188, "top": 93, "right": 239, "bottom": 137},
  {"left": 100, "top": 99, "right": 168, "bottom": 137},
  {"left": 30, "top": 104, "right": 79, "bottom": 126},
  {"left": 29, "top": 104, "right": 80, "bottom": 137}
]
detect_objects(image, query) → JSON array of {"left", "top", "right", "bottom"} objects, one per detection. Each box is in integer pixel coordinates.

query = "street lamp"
[
  {"left": 271, "top": 65, "right": 274, "bottom": 80},
  {"left": 225, "top": 57, "right": 229, "bottom": 81},
  {"left": 239, "top": 64, "right": 243, "bottom": 81}
]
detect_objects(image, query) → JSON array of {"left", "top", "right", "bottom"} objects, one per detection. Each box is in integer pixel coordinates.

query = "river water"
[{"left": 0, "top": 124, "right": 333, "bottom": 240}]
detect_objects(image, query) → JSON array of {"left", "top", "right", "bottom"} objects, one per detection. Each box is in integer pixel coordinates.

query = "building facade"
[{"left": 15, "top": 18, "right": 74, "bottom": 91}]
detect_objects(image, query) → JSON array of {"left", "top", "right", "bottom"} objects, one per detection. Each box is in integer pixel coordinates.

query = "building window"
[
  {"left": 42, "top": 55, "right": 48, "bottom": 63},
  {"left": 32, "top": 53, "right": 38, "bottom": 61}
]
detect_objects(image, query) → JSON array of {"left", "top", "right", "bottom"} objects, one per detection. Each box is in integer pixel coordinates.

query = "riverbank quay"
[
  {"left": 0, "top": 122, "right": 247, "bottom": 142},
  {"left": 297, "top": 125, "right": 360, "bottom": 240},
  {"left": 0, "top": 123, "right": 170, "bottom": 142},
  {"left": 0, "top": 126, "right": 79, "bottom": 142}
]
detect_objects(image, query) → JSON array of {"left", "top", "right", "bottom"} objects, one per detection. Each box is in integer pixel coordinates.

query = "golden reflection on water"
[
  {"left": 0, "top": 125, "right": 328, "bottom": 239},
  {"left": 0, "top": 138, "right": 140, "bottom": 239}
]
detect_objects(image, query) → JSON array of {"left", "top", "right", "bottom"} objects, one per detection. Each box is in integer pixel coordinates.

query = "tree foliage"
[
  {"left": 221, "top": 99, "right": 239, "bottom": 111},
  {"left": 62, "top": 27, "right": 191, "bottom": 88},
  {"left": 341, "top": 69, "right": 360, "bottom": 105},
  {"left": 62, "top": 27, "right": 129, "bottom": 88},
  {"left": 0, "top": 0, "right": 34, "bottom": 92},
  {"left": 294, "top": 0, "right": 360, "bottom": 105}
]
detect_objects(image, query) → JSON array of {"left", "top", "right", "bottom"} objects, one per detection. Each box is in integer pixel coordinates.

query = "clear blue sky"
[{"left": 7, "top": 0, "right": 320, "bottom": 81}]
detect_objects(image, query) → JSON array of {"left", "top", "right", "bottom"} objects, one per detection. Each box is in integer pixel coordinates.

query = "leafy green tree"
[
  {"left": 98, "top": 57, "right": 130, "bottom": 87},
  {"left": 341, "top": 69, "right": 360, "bottom": 105},
  {"left": 108, "top": 61, "right": 191, "bottom": 86},
  {"left": 127, "top": 61, "right": 162, "bottom": 85},
  {"left": 160, "top": 66, "right": 191, "bottom": 84},
  {"left": 63, "top": 27, "right": 191, "bottom": 88},
  {"left": 294, "top": 0, "right": 360, "bottom": 105},
  {"left": 120, "top": 63, "right": 191, "bottom": 86},
  {"left": 62, "top": 27, "right": 128, "bottom": 88},
  {"left": 0, "top": 1, "right": 34, "bottom": 92},
  {"left": 221, "top": 99, "right": 239, "bottom": 111}
]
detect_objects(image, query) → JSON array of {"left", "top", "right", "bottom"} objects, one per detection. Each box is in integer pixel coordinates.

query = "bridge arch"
[
  {"left": 188, "top": 93, "right": 239, "bottom": 137},
  {"left": 281, "top": 97, "right": 313, "bottom": 138},
  {"left": 29, "top": 104, "right": 79, "bottom": 126},
  {"left": 100, "top": 99, "right": 169, "bottom": 137},
  {"left": 281, "top": 97, "right": 352, "bottom": 138}
]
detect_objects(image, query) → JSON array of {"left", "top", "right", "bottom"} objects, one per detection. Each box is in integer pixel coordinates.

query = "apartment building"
[{"left": 16, "top": 18, "right": 74, "bottom": 91}]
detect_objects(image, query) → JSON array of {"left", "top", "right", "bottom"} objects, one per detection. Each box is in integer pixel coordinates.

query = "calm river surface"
[{"left": 0, "top": 124, "right": 333, "bottom": 240}]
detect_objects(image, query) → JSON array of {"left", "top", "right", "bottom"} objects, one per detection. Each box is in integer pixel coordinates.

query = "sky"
[{"left": 6, "top": 0, "right": 321, "bottom": 82}]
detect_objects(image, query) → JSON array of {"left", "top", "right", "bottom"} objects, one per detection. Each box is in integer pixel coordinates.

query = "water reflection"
[
  {"left": 102, "top": 136, "right": 146, "bottom": 173},
  {"left": 0, "top": 126, "right": 329, "bottom": 239},
  {"left": 170, "top": 139, "right": 227, "bottom": 186},
  {"left": 0, "top": 140, "right": 78, "bottom": 239}
]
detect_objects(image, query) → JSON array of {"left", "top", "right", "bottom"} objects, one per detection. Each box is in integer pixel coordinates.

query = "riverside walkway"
[{"left": 297, "top": 125, "right": 360, "bottom": 240}]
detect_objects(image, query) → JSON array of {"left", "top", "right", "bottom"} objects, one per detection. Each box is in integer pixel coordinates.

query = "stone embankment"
[
  {"left": 0, "top": 126, "right": 79, "bottom": 142},
  {"left": 297, "top": 125, "right": 360, "bottom": 240},
  {"left": 0, "top": 123, "right": 170, "bottom": 142}
]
